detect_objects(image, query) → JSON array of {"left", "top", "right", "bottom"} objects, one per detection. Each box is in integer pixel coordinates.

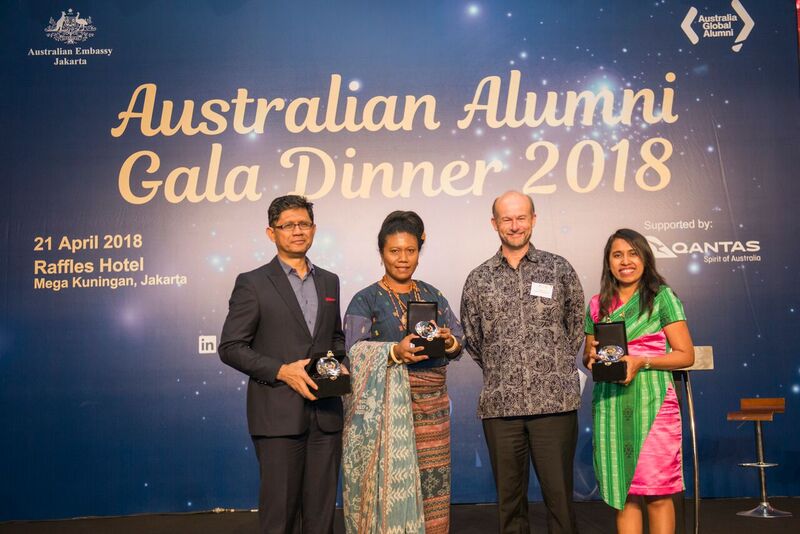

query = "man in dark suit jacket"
[{"left": 219, "top": 195, "right": 346, "bottom": 534}]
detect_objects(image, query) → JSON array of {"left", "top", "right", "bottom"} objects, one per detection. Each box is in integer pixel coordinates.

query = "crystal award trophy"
[
  {"left": 305, "top": 349, "right": 351, "bottom": 398},
  {"left": 406, "top": 301, "right": 446, "bottom": 359},
  {"left": 592, "top": 321, "right": 628, "bottom": 382},
  {"left": 415, "top": 320, "right": 440, "bottom": 341},
  {"left": 316, "top": 352, "right": 342, "bottom": 379}
]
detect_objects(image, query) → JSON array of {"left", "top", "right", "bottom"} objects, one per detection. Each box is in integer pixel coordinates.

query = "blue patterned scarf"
[{"left": 342, "top": 341, "right": 425, "bottom": 534}]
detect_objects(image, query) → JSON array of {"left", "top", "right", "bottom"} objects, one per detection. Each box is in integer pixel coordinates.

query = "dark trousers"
[
  {"left": 482, "top": 411, "right": 578, "bottom": 534},
  {"left": 252, "top": 410, "right": 342, "bottom": 534}
]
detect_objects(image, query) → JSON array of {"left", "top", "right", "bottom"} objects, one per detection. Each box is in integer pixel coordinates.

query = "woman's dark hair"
[
  {"left": 267, "top": 195, "right": 314, "bottom": 227},
  {"left": 599, "top": 228, "right": 667, "bottom": 320},
  {"left": 378, "top": 211, "right": 425, "bottom": 251}
]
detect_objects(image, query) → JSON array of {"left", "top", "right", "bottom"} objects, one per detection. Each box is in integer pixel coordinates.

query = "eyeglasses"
[{"left": 273, "top": 221, "right": 314, "bottom": 232}]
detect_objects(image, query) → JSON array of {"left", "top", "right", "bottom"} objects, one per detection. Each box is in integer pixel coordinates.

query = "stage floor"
[{"left": 2, "top": 498, "right": 799, "bottom": 533}]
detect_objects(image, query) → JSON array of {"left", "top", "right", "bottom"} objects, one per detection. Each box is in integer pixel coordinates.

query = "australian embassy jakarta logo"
[
  {"left": 45, "top": 8, "right": 95, "bottom": 44},
  {"left": 28, "top": 8, "right": 113, "bottom": 66},
  {"left": 681, "top": 0, "right": 754, "bottom": 52}
]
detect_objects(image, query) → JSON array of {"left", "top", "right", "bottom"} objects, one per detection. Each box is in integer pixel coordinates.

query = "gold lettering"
[
  {"left": 223, "top": 164, "right": 261, "bottom": 202},
  {"left": 199, "top": 99, "right": 230, "bottom": 135},
  {"left": 470, "top": 159, "right": 501, "bottom": 196},
  {"left": 283, "top": 146, "right": 337, "bottom": 200},
  {"left": 111, "top": 83, "right": 159, "bottom": 137},
  {"left": 659, "top": 72, "right": 679, "bottom": 123},
  {"left": 459, "top": 71, "right": 680, "bottom": 130},
  {"left": 286, "top": 97, "right": 323, "bottom": 133},
  {"left": 561, "top": 89, "right": 618, "bottom": 126},
  {"left": 340, "top": 148, "right": 362, "bottom": 198},
  {"left": 164, "top": 165, "right": 203, "bottom": 203},
  {"left": 620, "top": 88, "right": 656, "bottom": 125},
  {"left": 250, "top": 97, "right": 285, "bottom": 134},
  {"left": 402, "top": 95, "right": 440, "bottom": 131},
  {"left": 159, "top": 99, "right": 201, "bottom": 136},
  {"left": 118, "top": 144, "right": 260, "bottom": 205},
  {"left": 118, "top": 150, "right": 162, "bottom": 204},
  {"left": 398, "top": 161, "right": 438, "bottom": 197},
  {"left": 503, "top": 70, "right": 524, "bottom": 128},
  {"left": 323, "top": 75, "right": 345, "bottom": 132},
  {"left": 362, "top": 96, "right": 398, "bottom": 132},
  {"left": 458, "top": 74, "right": 504, "bottom": 129},
  {"left": 440, "top": 161, "right": 470, "bottom": 196},
  {"left": 231, "top": 88, "right": 255, "bottom": 134}
]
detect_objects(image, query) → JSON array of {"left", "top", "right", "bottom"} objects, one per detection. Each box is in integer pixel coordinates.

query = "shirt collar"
[
  {"left": 278, "top": 257, "right": 315, "bottom": 277},
  {"left": 489, "top": 243, "right": 538, "bottom": 269}
]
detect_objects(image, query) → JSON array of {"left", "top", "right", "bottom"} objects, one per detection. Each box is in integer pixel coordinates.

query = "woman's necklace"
[
  {"left": 379, "top": 275, "right": 421, "bottom": 331},
  {"left": 614, "top": 289, "right": 636, "bottom": 320},
  {"left": 603, "top": 293, "right": 629, "bottom": 322}
]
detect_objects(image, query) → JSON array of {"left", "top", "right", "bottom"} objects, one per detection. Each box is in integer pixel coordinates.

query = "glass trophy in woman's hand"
[
  {"left": 598, "top": 345, "right": 624, "bottom": 362},
  {"left": 407, "top": 301, "right": 446, "bottom": 359},
  {"left": 592, "top": 322, "right": 628, "bottom": 382},
  {"left": 415, "top": 320, "right": 440, "bottom": 342}
]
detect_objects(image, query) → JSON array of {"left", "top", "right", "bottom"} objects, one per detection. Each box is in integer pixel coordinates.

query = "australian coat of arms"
[{"left": 45, "top": 9, "right": 96, "bottom": 45}]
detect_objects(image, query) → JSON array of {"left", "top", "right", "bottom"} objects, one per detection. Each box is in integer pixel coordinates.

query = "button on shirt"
[
  {"left": 279, "top": 258, "right": 318, "bottom": 335},
  {"left": 460, "top": 246, "right": 585, "bottom": 418}
]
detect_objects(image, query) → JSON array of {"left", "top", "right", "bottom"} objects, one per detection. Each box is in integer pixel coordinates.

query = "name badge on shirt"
[{"left": 530, "top": 282, "right": 553, "bottom": 299}]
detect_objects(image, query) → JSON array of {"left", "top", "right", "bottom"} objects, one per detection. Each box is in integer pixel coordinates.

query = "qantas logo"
[{"left": 646, "top": 235, "right": 760, "bottom": 259}]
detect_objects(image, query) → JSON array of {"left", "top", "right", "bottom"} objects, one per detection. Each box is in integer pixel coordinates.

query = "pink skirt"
[{"left": 628, "top": 385, "right": 684, "bottom": 495}]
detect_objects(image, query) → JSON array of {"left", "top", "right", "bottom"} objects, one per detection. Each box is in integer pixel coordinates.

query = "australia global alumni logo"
[{"left": 681, "top": 0, "right": 754, "bottom": 52}]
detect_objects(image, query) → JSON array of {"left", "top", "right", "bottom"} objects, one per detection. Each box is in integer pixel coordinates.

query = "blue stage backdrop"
[{"left": 2, "top": 0, "right": 799, "bottom": 521}]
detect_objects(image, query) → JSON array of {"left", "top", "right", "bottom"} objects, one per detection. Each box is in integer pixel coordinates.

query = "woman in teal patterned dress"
[{"left": 341, "top": 211, "right": 464, "bottom": 534}]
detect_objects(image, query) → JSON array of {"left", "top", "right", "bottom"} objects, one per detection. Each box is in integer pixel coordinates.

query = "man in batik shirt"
[{"left": 460, "top": 190, "right": 584, "bottom": 534}]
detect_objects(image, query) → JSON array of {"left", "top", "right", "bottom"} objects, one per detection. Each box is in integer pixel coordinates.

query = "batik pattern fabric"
[
  {"left": 585, "top": 285, "right": 687, "bottom": 510},
  {"left": 460, "top": 246, "right": 585, "bottom": 419},
  {"left": 342, "top": 341, "right": 425, "bottom": 534}
]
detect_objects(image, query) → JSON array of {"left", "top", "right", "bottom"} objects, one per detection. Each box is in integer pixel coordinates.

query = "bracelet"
[
  {"left": 445, "top": 335, "right": 459, "bottom": 354},
  {"left": 644, "top": 357, "right": 651, "bottom": 370},
  {"left": 389, "top": 343, "right": 403, "bottom": 365}
]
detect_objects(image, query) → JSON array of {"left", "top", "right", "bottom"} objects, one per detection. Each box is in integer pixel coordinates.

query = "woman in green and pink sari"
[{"left": 584, "top": 228, "right": 695, "bottom": 534}]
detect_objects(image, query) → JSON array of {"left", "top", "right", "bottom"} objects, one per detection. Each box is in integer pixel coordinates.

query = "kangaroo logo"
[
  {"left": 45, "top": 8, "right": 96, "bottom": 44},
  {"left": 645, "top": 236, "right": 678, "bottom": 259}
]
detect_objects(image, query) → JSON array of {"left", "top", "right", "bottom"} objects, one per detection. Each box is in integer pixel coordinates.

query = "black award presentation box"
[
  {"left": 406, "top": 301, "right": 446, "bottom": 360},
  {"left": 305, "top": 349, "right": 351, "bottom": 398},
  {"left": 592, "top": 321, "right": 628, "bottom": 382}
]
